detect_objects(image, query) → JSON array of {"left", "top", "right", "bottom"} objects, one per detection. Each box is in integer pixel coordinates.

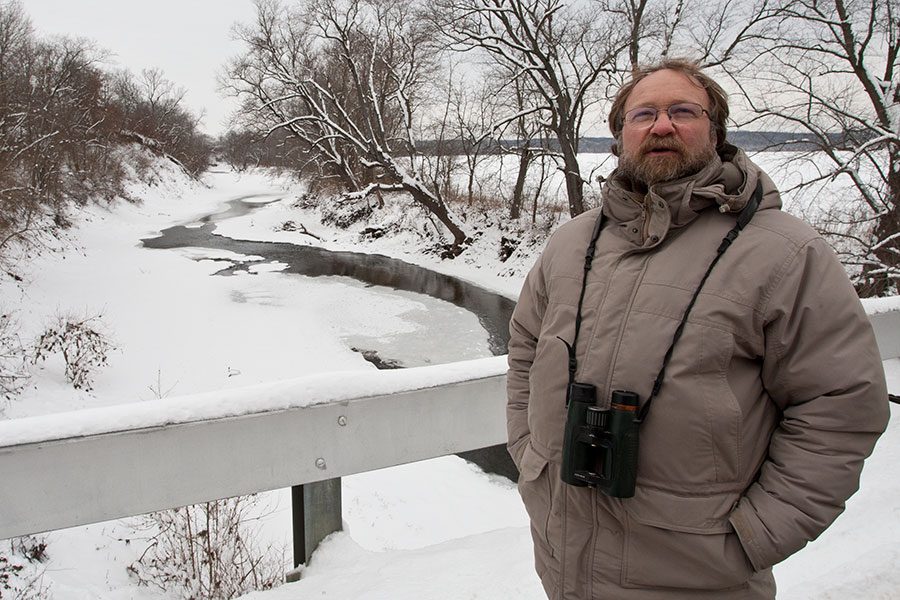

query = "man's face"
[{"left": 617, "top": 69, "right": 717, "bottom": 188}]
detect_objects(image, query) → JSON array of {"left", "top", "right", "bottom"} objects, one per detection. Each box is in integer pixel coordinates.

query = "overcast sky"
[{"left": 25, "top": 0, "right": 259, "bottom": 137}]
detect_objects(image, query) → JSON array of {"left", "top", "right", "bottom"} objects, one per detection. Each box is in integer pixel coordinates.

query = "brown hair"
[{"left": 608, "top": 59, "right": 729, "bottom": 154}]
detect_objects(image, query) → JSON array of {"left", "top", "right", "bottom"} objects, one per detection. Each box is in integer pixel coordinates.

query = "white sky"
[{"left": 24, "top": 0, "right": 259, "bottom": 137}]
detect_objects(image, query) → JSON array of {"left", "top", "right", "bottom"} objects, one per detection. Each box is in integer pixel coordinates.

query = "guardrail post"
[{"left": 285, "top": 478, "right": 342, "bottom": 582}]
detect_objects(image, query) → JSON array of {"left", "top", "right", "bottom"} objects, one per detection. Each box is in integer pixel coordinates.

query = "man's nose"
[{"left": 649, "top": 111, "right": 676, "bottom": 135}]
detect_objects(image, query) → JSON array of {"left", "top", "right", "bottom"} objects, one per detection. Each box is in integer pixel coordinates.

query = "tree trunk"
[
  {"left": 561, "top": 145, "right": 585, "bottom": 217},
  {"left": 407, "top": 186, "right": 467, "bottom": 247},
  {"left": 555, "top": 118, "right": 585, "bottom": 217},
  {"left": 467, "top": 160, "right": 476, "bottom": 207},
  {"left": 857, "top": 150, "right": 900, "bottom": 297},
  {"left": 510, "top": 147, "right": 532, "bottom": 220}
]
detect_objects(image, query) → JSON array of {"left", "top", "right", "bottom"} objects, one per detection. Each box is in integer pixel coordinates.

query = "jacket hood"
[{"left": 602, "top": 144, "right": 782, "bottom": 248}]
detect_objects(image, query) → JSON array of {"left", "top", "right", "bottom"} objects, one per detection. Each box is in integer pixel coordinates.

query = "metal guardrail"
[
  {"left": 868, "top": 309, "right": 900, "bottom": 362},
  {"left": 0, "top": 357, "right": 508, "bottom": 545}
]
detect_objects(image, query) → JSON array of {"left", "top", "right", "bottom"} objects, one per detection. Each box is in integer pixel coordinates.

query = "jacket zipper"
[{"left": 630, "top": 196, "right": 652, "bottom": 243}]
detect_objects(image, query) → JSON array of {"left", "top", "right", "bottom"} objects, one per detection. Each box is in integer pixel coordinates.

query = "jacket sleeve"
[
  {"left": 729, "top": 237, "right": 891, "bottom": 570},
  {"left": 507, "top": 253, "right": 549, "bottom": 468}
]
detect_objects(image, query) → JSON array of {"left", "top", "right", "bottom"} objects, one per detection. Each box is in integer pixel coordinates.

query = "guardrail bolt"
[
  {"left": 338, "top": 416, "right": 347, "bottom": 426},
  {"left": 315, "top": 458, "right": 327, "bottom": 470}
]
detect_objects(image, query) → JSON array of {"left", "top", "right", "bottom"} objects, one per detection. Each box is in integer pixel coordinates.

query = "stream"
[{"left": 141, "top": 198, "right": 516, "bottom": 358}]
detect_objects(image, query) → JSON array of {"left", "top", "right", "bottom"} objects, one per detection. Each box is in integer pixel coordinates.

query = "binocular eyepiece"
[{"left": 561, "top": 384, "right": 640, "bottom": 498}]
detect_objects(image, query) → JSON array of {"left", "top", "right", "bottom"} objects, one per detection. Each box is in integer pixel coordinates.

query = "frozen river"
[{"left": 141, "top": 197, "right": 516, "bottom": 364}]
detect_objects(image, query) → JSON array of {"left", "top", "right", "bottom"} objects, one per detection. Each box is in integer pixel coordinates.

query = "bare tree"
[
  {"left": 0, "top": 1, "right": 41, "bottom": 254},
  {"left": 225, "top": 0, "right": 469, "bottom": 248},
  {"left": 590, "top": 0, "right": 783, "bottom": 74},
  {"left": 0, "top": 7, "right": 116, "bottom": 256},
  {"left": 431, "top": 0, "right": 629, "bottom": 217},
  {"left": 428, "top": 59, "right": 550, "bottom": 220},
  {"left": 724, "top": 0, "right": 900, "bottom": 296},
  {"left": 111, "top": 68, "right": 212, "bottom": 175},
  {"left": 498, "top": 67, "right": 554, "bottom": 220},
  {"left": 441, "top": 66, "right": 504, "bottom": 208}
]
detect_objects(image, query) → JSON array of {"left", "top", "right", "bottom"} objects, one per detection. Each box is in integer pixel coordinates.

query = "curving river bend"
[{"left": 141, "top": 198, "right": 516, "bottom": 358}]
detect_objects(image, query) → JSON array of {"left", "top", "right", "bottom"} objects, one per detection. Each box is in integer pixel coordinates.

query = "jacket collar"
[{"left": 601, "top": 144, "right": 779, "bottom": 248}]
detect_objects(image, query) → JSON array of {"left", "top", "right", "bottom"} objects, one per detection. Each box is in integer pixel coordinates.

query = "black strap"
[
  {"left": 636, "top": 180, "right": 763, "bottom": 423},
  {"left": 559, "top": 212, "right": 605, "bottom": 403}
]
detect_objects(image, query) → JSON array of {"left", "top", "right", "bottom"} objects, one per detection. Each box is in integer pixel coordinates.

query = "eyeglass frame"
[{"left": 622, "top": 102, "right": 711, "bottom": 129}]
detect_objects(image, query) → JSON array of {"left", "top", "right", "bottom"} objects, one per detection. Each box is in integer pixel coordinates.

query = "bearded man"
[{"left": 506, "top": 59, "right": 890, "bottom": 599}]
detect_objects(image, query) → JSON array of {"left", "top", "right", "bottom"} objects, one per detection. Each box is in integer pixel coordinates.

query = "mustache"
[{"left": 639, "top": 135, "right": 686, "bottom": 154}]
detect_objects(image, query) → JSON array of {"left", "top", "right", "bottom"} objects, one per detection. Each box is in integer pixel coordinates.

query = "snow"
[
  {"left": 861, "top": 295, "right": 900, "bottom": 316},
  {"left": 1, "top": 159, "right": 897, "bottom": 599}
]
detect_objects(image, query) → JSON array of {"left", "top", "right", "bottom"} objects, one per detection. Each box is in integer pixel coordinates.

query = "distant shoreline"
[{"left": 420, "top": 131, "right": 854, "bottom": 155}]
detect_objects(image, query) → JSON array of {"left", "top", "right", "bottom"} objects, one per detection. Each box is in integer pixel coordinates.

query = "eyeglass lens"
[{"left": 625, "top": 103, "right": 706, "bottom": 127}]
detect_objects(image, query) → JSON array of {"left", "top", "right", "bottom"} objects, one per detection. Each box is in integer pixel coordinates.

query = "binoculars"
[{"left": 561, "top": 383, "right": 639, "bottom": 498}]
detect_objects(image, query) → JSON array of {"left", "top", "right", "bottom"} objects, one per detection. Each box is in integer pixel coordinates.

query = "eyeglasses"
[{"left": 623, "top": 103, "right": 711, "bottom": 128}]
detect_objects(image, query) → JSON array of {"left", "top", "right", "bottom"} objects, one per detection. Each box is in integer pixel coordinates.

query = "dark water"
[{"left": 141, "top": 199, "right": 520, "bottom": 478}]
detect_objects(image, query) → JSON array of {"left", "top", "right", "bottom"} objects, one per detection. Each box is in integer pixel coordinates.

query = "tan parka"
[{"left": 507, "top": 146, "right": 890, "bottom": 599}]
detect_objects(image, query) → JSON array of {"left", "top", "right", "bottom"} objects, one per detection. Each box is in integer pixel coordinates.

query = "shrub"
[
  {"left": 0, "top": 312, "right": 29, "bottom": 402},
  {"left": 129, "top": 496, "right": 284, "bottom": 599},
  {"left": 0, "top": 536, "right": 51, "bottom": 600},
  {"left": 32, "top": 312, "right": 115, "bottom": 391}
]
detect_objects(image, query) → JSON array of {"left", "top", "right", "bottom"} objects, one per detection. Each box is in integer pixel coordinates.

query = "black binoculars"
[{"left": 561, "top": 383, "right": 639, "bottom": 498}]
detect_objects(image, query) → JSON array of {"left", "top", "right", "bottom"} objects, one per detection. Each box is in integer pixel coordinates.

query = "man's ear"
[{"left": 610, "top": 142, "right": 619, "bottom": 157}]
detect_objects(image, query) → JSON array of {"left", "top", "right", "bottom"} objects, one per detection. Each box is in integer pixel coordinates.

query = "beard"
[{"left": 617, "top": 133, "right": 717, "bottom": 188}]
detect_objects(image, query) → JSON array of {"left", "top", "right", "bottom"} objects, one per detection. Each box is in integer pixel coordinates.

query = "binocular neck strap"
[{"left": 559, "top": 211, "right": 606, "bottom": 400}]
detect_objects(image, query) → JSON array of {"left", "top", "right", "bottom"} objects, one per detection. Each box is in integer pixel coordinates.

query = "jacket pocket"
[
  {"left": 517, "top": 441, "right": 558, "bottom": 562},
  {"left": 621, "top": 487, "right": 754, "bottom": 590}
]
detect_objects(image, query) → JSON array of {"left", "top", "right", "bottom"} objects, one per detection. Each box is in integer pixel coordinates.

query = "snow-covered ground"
[{"left": 1, "top": 160, "right": 897, "bottom": 599}]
